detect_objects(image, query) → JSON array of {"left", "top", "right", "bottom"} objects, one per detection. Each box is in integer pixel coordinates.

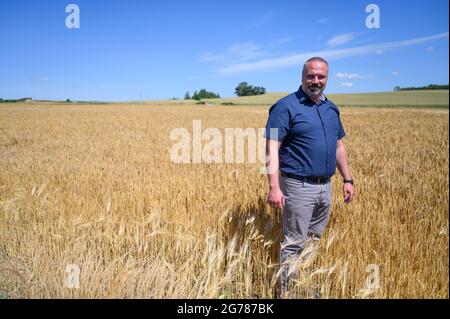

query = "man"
[{"left": 264, "top": 57, "right": 355, "bottom": 296}]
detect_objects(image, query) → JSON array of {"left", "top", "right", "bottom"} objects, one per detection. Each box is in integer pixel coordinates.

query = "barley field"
[{"left": 0, "top": 100, "right": 448, "bottom": 298}]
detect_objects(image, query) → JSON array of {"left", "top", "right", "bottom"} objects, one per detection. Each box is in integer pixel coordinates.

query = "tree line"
[
  {"left": 185, "top": 89, "right": 220, "bottom": 100},
  {"left": 394, "top": 84, "right": 449, "bottom": 91},
  {"left": 0, "top": 97, "right": 32, "bottom": 103},
  {"left": 185, "top": 82, "right": 266, "bottom": 100}
]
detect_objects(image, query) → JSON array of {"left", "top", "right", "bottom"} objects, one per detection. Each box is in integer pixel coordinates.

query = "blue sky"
[{"left": 0, "top": 0, "right": 448, "bottom": 101}]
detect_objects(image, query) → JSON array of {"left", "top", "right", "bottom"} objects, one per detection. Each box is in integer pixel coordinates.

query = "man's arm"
[
  {"left": 336, "top": 139, "right": 355, "bottom": 204},
  {"left": 266, "top": 139, "right": 285, "bottom": 208},
  {"left": 336, "top": 139, "right": 352, "bottom": 180}
]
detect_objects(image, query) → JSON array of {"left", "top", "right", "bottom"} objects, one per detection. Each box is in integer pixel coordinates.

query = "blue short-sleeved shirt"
[{"left": 264, "top": 86, "right": 346, "bottom": 177}]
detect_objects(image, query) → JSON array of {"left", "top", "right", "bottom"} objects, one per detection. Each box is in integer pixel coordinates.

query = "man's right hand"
[{"left": 268, "top": 187, "right": 285, "bottom": 209}]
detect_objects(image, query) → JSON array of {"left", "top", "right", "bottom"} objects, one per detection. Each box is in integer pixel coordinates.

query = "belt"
[{"left": 280, "top": 172, "right": 331, "bottom": 184}]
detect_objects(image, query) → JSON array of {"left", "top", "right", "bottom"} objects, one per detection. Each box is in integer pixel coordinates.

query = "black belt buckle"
[
  {"left": 309, "top": 175, "right": 330, "bottom": 184},
  {"left": 281, "top": 172, "right": 330, "bottom": 184}
]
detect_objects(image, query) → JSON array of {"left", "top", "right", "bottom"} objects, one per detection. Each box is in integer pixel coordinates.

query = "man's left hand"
[{"left": 343, "top": 183, "right": 355, "bottom": 204}]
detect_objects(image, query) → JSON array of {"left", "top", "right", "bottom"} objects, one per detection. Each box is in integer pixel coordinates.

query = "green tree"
[
  {"left": 235, "top": 82, "right": 251, "bottom": 97},
  {"left": 235, "top": 82, "right": 266, "bottom": 96},
  {"left": 191, "top": 89, "right": 220, "bottom": 100},
  {"left": 252, "top": 86, "right": 266, "bottom": 95},
  {"left": 184, "top": 91, "right": 190, "bottom": 99}
]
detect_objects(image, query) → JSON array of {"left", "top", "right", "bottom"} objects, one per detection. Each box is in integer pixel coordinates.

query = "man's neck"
[{"left": 310, "top": 96, "right": 321, "bottom": 104}]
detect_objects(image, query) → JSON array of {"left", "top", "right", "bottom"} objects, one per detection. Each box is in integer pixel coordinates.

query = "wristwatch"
[{"left": 343, "top": 179, "right": 354, "bottom": 185}]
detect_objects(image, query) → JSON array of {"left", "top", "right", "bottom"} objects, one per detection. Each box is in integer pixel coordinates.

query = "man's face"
[{"left": 302, "top": 61, "right": 329, "bottom": 98}]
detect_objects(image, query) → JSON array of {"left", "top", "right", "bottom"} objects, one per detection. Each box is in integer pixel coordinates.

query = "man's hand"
[
  {"left": 343, "top": 183, "right": 355, "bottom": 204},
  {"left": 268, "top": 187, "right": 285, "bottom": 209}
]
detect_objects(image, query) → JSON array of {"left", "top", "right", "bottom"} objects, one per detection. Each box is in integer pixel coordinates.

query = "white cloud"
[
  {"left": 199, "top": 52, "right": 228, "bottom": 62},
  {"left": 327, "top": 33, "right": 357, "bottom": 48},
  {"left": 341, "top": 82, "right": 354, "bottom": 87},
  {"left": 426, "top": 46, "right": 435, "bottom": 52},
  {"left": 392, "top": 71, "right": 399, "bottom": 76},
  {"left": 32, "top": 77, "right": 49, "bottom": 82},
  {"left": 216, "top": 32, "right": 449, "bottom": 76},
  {"left": 335, "top": 72, "right": 372, "bottom": 80},
  {"left": 243, "top": 11, "right": 279, "bottom": 30},
  {"left": 375, "top": 50, "right": 384, "bottom": 55},
  {"left": 228, "top": 43, "right": 265, "bottom": 62},
  {"left": 272, "top": 37, "right": 293, "bottom": 45},
  {"left": 199, "top": 42, "right": 266, "bottom": 64}
]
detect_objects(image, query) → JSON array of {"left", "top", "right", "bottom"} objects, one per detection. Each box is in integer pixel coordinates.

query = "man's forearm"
[
  {"left": 268, "top": 173, "right": 280, "bottom": 189},
  {"left": 266, "top": 139, "right": 281, "bottom": 189},
  {"left": 336, "top": 141, "right": 352, "bottom": 180}
]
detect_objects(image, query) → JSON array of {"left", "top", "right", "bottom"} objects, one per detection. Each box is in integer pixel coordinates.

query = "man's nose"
[{"left": 313, "top": 76, "right": 319, "bottom": 84}]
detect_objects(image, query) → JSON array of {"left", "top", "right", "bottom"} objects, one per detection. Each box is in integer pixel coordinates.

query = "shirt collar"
[{"left": 297, "top": 86, "right": 327, "bottom": 104}]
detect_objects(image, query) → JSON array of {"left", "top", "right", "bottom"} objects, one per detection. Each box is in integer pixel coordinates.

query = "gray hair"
[{"left": 302, "top": 57, "right": 329, "bottom": 76}]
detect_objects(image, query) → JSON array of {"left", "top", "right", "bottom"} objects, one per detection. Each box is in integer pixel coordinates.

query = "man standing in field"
[{"left": 264, "top": 57, "right": 355, "bottom": 296}]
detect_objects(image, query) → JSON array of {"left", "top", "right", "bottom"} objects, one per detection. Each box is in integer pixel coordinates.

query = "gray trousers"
[{"left": 279, "top": 175, "right": 332, "bottom": 294}]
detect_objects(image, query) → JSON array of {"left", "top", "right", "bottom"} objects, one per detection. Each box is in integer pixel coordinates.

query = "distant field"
[
  {"left": 201, "top": 90, "right": 449, "bottom": 108},
  {"left": 11, "top": 90, "right": 449, "bottom": 108}
]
